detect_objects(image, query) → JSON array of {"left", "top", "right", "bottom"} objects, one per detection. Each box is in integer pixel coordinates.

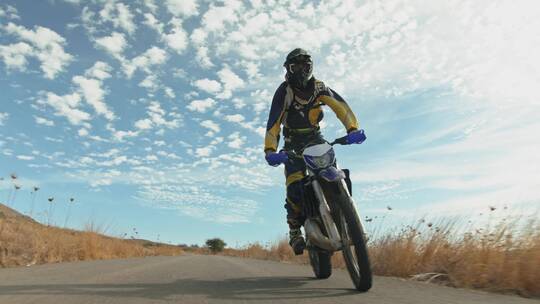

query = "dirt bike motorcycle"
[{"left": 279, "top": 135, "right": 372, "bottom": 292}]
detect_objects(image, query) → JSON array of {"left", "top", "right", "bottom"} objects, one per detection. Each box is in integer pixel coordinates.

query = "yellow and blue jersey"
[{"left": 264, "top": 78, "right": 359, "bottom": 153}]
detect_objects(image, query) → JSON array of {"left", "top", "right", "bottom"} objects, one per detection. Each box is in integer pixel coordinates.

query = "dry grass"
[
  {"left": 223, "top": 239, "right": 309, "bottom": 265},
  {"left": 224, "top": 214, "right": 540, "bottom": 298},
  {"left": 368, "top": 216, "right": 539, "bottom": 297},
  {"left": 0, "top": 203, "right": 183, "bottom": 267}
]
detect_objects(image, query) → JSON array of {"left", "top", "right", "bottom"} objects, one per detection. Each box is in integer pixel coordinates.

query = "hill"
[{"left": 0, "top": 203, "right": 183, "bottom": 267}]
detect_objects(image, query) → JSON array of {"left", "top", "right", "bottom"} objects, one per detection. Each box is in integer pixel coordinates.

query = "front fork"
[
  {"left": 306, "top": 177, "right": 366, "bottom": 251},
  {"left": 310, "top": 179, "right": 342, "bottom": 249}
]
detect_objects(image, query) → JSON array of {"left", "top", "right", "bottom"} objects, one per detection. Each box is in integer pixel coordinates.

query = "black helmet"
[{"left": 284, "top": 48, "right": 313, "bottom": 89}]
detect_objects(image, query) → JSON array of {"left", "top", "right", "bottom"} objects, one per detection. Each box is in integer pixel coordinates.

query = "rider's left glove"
[
  {"left": 265, "top": 151, "right": 288, "bottom": 166},
  {"left": 346, "top": 129, "right": 366, "bottom": 144}
]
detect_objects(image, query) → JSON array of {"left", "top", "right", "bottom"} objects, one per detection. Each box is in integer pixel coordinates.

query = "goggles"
[{"left": 287, "top": 56, "right": 313, "bottom": 75}]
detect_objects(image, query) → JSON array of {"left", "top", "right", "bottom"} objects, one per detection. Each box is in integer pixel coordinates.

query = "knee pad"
[{"left": 286, "top": 181, "right": 303, "bottom": 207}]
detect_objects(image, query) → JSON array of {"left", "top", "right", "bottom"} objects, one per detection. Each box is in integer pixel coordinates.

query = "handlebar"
[{"left": 329, "top": 135, "right": 349, "bottom": 146}]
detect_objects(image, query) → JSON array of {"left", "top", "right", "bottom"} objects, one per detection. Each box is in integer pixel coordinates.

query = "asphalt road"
[{"left": 0, "top": 255, "right": 537, "bottom": 304}]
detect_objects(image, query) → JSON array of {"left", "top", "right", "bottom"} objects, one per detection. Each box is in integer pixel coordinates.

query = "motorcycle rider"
[{"left": 264, "top": 48, "right": 366, "bottom": 254}]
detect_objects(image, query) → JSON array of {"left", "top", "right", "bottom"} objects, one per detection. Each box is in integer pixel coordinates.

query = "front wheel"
[
  {"left": 336, "top": 183, "right": 372, "bottom": 291},
  {"left": 308, "top": 248, "right": 332, "bottom": 279}
]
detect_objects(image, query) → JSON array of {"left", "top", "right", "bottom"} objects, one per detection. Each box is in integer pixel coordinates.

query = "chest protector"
[{"left": 283, "top": 80, "right": 327, "bottom": 129}]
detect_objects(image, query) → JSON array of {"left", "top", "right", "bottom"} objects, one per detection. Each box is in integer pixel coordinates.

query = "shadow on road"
[{"left": 0, "top": 276, "right": 360, "bottom": 301}]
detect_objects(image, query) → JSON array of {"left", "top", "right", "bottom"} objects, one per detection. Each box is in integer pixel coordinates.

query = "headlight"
[{"left": 304, "top": 150, "right": 335, "bottom": 169}]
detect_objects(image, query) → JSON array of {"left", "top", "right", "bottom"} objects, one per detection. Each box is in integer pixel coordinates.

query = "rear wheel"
[
  {"left": 335, "top": 183, "right": 372, "bottom": 291},
  {"left": 308, "top": 248, "right": 332, "bottom": 279}
]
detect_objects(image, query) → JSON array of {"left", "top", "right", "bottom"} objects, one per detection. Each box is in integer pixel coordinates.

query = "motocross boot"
[{"left": 289, "top": 228, "right": 306, "bottom": 255}]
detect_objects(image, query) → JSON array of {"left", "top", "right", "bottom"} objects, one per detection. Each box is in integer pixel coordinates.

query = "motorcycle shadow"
[{"left": 0, "top": 276, "right": 360, "bottom": 301}]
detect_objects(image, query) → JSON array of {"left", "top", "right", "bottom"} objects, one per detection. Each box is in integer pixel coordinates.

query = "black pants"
[{"left": 283, "top": 131, "right": 325, "bottom": 229}]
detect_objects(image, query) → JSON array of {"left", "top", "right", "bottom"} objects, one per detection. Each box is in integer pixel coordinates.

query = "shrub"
[{"left": 206, "top": 238, "right": 226, "bottom": 253}]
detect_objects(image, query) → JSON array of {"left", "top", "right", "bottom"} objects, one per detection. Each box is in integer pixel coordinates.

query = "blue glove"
[
  {"left": 346, "top": 129, "right": 366, "bottom": 144},
  {"left": 265, "top": 151, "right": 288, "bottom": 166}
]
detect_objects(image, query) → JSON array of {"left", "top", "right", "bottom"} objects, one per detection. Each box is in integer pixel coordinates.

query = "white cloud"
[
  {"left": 162, "top": 18, "right": 188, "bottom": 54},
  {"left": 139, "top": 74, "right": 159, "bottom": 91},
  {"left": 254, "top": 127, "right": 265, "bottom": 137},
  {"left": 73, "top": 75, "right": 115, "bottom": 121},
  {"left": 216, "top": 66, "right": 245, "bottom": 99},
  {"left": 101, "top": 149, "right": 121, "bottom": 157},
  {"left": 34, "top": 115, "right": 55, "bottom": 126},
  {"left": 187, "top": 0, "right": 540, "bottom": 108},
  {"left": 164, "top": 87, "right": 175, "bottom": 98},
  {"left": 251, "top": 89, "right": 272, "bottom": 114},
  {"left": 201, "top": 2, "right": 241, "bottom": 32},
  {"left": 154, "top": 140, "right": 166, "bottom": 147},
  {"left": 0, "top": 42, "right": 33, "bottom": 71},
  {"left": 195, "top": 147, "right": 212, "bottom": 157},
  {"left": 78, "top": 128, "right": 89, "bottom": 137},
  {"left": 187, "top": 98, "right": 216, "bottom": 113},
  {"left": 144, "top": 0, "right": 158, "bottom": 13},
  {"left": 123, "top": 46, "right": 168, "bottom": 78},
  {"left": 99, "top": 2, "right": 136, "bottom": 35},
  {"left": 224, "top": 114, "right": 245, "bottom": 123},
  {"left": 17, "top": 155, "right": 35, "bottom": 161},
  {"left": 84, "top": 61, "right": 112, "bottom": 80},
  {"left": 135, "top": 118, "right": 153, "bottom": 130},
  {"left": 193, "top": 78, "right": 222, "bottom": 94},
  {"left": 165, "top": 0, "right": 199, "bottom": 17},
  {"left": 136, "top": 183, "right": 259, "bottom": 223},
  {"left": 190, "top": 28, "right": 207, "bottom": 45},
  {"left": 149, "top": 101, "right": 180, "bottom": 128},
  {"left": 209, "top": 136, "right": 223, "bottom": 145},
  {"left": 95, "top": 32, "right": 126, "bottom": 57},
  {"left": 241, "top": 60, "right": 261, "bottom": 80},
  {"left": 217, "top": 153, "right": 250, "bottom": 165},
  {"left": 157, "top": 151, "right": 181, "bottom": 159},
  {"left": 113, "top": 129, "right": 138, "bottom": 141},
  {"left": 232, "top": 98, "right": 246, "bottom": 109},
  {"left": 135, "top": 101, "right": 181, "bottom": 131},
  {"left": 81, "top": 7, "right": 98, "bottom": 34},
  {"left": 38, "top": 92, "right": 91, "bottom": 126},
  {"left": 115, "top": 3, "right": 136, "bottom": 35},
  {"left": 200, "top": 120, "right": 220, "bottom": 133},
  {"left": 195, "top": 46, "right": 213, "bottom": 68},
  {"left": 172, "top": 68, "right": 187, "bottom": 79},
  {"left": 44, "top": 137, "right": 63, "bottom": 143},
  {"left": 146, "top": 155, "right": 158, "bottom": 161},
  {"left": 0, "top": 112, "right": 8, "bottom": 125},
  {"left": 228, "top": 132, "right": 245, "bottom": 149},
  {"left": 0, "top": 5, "right": 19, "bottom": 20},
  {"left": 3, "top": 23, "right": 73, "bottom": 79},
  {"left": 99, "top": 2, "right": 115, "bottom": 21},
  {"left": 90, "top": 178, "right": 113, "bottom": 187},
  {"left": 143, "top": 13, "right": 163, "bottom": 34}
]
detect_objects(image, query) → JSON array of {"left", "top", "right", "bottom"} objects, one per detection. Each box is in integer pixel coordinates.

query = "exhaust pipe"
[{"left": 304, "top": 219, "right": 342, "bottom": 251}]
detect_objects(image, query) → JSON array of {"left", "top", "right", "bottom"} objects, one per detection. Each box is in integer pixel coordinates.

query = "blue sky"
[{"left": 1, "top": 0, "right": 539, "bottom": 246}]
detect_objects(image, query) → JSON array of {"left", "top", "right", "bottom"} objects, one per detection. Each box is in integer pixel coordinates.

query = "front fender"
[{"left": 319, "top": 167, "right": 346, "bottom": 182}]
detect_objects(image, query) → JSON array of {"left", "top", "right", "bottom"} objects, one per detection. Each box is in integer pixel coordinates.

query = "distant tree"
[{"left": 205, "top": 238, "right": 226, "bottom": 253}]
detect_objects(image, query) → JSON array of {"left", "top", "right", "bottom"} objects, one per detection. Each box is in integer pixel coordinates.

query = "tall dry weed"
[{"left": 225, "top": 214, "right": 539, "bottom": 297}]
